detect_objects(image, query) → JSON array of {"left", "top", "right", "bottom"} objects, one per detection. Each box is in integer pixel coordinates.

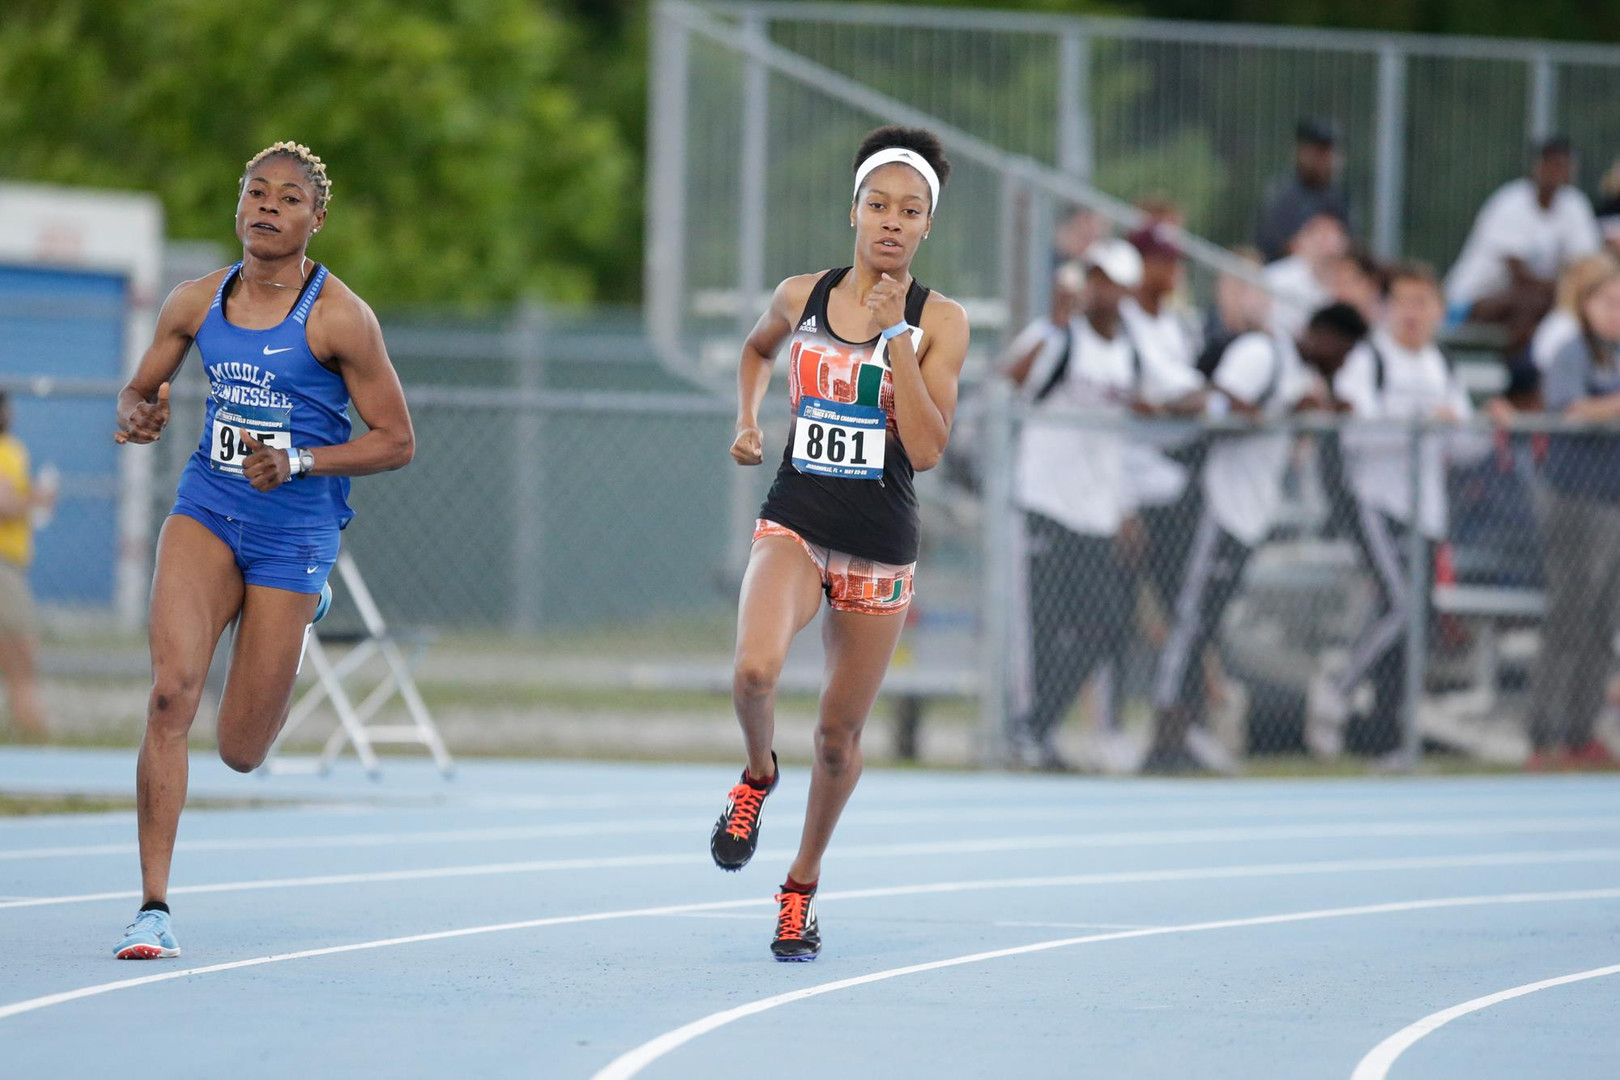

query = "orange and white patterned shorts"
[{"left": 753, "top": 519, "right": 915, "bottom": 615}]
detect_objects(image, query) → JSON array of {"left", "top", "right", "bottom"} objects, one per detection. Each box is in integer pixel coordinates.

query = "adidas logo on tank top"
[{"left": 798, "top": 315, "right": 817, "bottom": 332}]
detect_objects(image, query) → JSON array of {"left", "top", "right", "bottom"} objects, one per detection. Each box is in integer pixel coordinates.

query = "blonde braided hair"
[{"left": 242, "top": 141, "right": 333, "bottom": 209}]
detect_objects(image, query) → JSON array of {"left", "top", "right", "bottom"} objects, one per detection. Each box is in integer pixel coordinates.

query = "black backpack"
[{"left": 1032, "top": 319, "right": 1143, "bottom": 403}]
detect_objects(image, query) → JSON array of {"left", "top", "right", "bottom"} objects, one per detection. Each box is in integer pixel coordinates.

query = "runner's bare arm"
[
  {"left": 732, "top": 276, "right": 815, "bottom": 466},
  {"left": 302, "top": 280, "right": 414, "bottom": 478},
  {"left": 878, "top": 286, "right": 968, "bottom": 471},
  {"left": 115, "top": 276, "right": 217, "bottom": 444}
]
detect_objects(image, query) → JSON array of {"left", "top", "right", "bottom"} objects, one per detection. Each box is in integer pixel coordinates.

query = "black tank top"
[{"left": 757, "top": 267, "right": 931, "bottom": 565}]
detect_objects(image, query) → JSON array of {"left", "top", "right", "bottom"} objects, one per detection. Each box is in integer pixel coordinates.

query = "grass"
[
  {"left": 0, "top": 792, "right": 302, "bottom": 816},
  {"left": 410, "top": 679, "right": 982, "bottom": 722}
]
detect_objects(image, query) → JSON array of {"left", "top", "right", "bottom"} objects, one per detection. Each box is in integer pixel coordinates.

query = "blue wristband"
[{"left": 880, "top": 321, "right": 910, "bottom": 341}]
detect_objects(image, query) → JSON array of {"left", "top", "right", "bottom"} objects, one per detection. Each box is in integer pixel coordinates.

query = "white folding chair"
[{"left": 260, "top": 552, "right": 453, "bottom": 779}]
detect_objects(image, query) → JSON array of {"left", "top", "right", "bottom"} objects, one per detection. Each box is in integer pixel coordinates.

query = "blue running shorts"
[{"left": 170, "top": 496, "right": 340, "bottom": 595}]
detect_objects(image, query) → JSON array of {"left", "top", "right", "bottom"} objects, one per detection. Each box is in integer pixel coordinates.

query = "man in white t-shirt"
[
  {"left": 1007, "top": 241, "right": 1203, "bottom": 769},
  {"left": 1264, "top": 212, "right": 1349, "bottom": 339},
  {"left": 1445, "top": 137, "right": 1600, "bottom": 353},
  {"left": 1146, "top": 303, "right": 1369, "bottom": 773},
  {"left": 1309, "top": 264, "right": 1478, "bottom": 760}
]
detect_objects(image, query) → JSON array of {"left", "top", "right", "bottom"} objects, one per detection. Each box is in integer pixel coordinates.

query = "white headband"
[{"left": 852, "top": 147, "right": 940, "bottom": 213}]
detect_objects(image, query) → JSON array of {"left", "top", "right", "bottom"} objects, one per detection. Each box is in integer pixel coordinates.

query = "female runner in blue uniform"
[
  {"left": 110, "top": 142, "right": 414, "bottom": 959},
  {"left": 708, "top": 126, "right": 970, "bottom": 960}
]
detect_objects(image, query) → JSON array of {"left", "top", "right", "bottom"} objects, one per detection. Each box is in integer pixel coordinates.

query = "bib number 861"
[{"left": 801, "top": 423, "right": 868, "bottom": 465}]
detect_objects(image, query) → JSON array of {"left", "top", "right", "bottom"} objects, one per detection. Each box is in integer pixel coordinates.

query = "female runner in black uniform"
[{"left": 708, "top": 126, "right": 970, "bottom": 960}]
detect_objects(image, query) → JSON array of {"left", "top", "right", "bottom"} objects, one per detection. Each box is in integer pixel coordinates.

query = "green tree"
[{"left": 0, "top": 0, "right": 635, "bottom": 309}]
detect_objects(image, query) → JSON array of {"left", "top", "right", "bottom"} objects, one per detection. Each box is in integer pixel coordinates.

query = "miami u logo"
[{"left": 792, "top": 340, "right": 886, "bottom": 409}]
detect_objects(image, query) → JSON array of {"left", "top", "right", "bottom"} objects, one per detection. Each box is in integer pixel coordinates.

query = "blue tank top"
[{"left": 174, "top": 262, "right": 354, "bottom": 528}]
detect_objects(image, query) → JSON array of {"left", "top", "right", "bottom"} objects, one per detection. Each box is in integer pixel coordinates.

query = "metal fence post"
[
  {"left": 978, "top": 379, "right": 1016, "bottom": 767},
  {"left": 1372, "top": 46, "right": 1407, "bottom": 260},
  {"left": 510, "top": 302, "right": 546, "bottom": 633},
  {"left": 1401, "top": 416, "right": 1427, "bottom": 767},
  {"left": 738, "top": 10, "right": 770, "bottom": 339},
  {"left": 646, "top": 1, "right": 691, "bottom": 362},
  {"left": 1528, "top": 52, "right": 1557, "bottom": 144},
  {"left": 999, "top": 167, "right": 1032, "bottom": 345},
  {"left": 1057, "top": 30, "right": 1093, "bottom": 181}
]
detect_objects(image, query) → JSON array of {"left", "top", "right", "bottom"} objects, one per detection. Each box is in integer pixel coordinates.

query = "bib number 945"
[{"left": 209, "top": 403, "right": 293, "bottom": 477}]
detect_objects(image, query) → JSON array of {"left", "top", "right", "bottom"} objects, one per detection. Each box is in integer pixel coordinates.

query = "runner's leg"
[
  {"left": 785, "top": 606, "right": 907, "bottom": 885},
  {"left": 213, "top": 584, "right": 321, "bottom": 773},
  {"left": 733, "top": 536, "right": 824, "bottom": 781},
  {"left": 138, "top": 515, "right": 243, "bottom": 904}
]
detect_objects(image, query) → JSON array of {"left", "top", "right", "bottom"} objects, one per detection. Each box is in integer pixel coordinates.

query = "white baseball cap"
[{"left": 1081, "top": 238, "right": 1144, "bottom": 290}]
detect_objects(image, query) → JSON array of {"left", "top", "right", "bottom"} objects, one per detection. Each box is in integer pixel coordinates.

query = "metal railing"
[
  {"left": 651, "top": 0, "right": 1620, "bottom": 371},
  {"left": 10, "top": 369, "right": 1611, "bottom": 773}
]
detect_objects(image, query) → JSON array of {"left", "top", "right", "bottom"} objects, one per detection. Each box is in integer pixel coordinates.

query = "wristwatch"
[{"left": 288, "top": 448, "right": 315, "bottom": 477}]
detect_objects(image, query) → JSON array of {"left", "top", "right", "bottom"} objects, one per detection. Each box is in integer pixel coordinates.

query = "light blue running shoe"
[
  {"left": 113, "top": 908, "right": 180, "bottom": 960},
  {"left": 313, "top": 581, "right": 332, "bottom": 624}
]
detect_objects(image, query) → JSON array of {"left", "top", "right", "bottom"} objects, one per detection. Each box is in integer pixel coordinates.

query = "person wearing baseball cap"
[
  {"left": 1256, "top": 118, "right": 1353, "bottom": 263},
  {"left": 1004, "top": 238, "right": 1202, "bottom": 770},
  {"left": 1119, "top": 219, "right": 1208, "bottom": 667}
]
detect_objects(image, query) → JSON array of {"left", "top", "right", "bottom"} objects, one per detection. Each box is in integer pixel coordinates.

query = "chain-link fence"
[
  {"left": 973, "top": 389, "right": 1620, "bottom": 775},
  {"left": 9, "top": 360, "right": 1619, "bottom": 773},
  {"left": 1, "top": 360, "right": 989, "bottom": 761}
]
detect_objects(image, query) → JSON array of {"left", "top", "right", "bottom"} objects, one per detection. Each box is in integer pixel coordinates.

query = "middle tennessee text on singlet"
[
  {"left": 174, "top": 262, "right": 355, "bottom": 528},
  {"left": 758, "top": 267, "right": 931, "bottom": 565}
]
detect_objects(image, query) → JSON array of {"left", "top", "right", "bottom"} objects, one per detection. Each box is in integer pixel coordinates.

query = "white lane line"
[
  {"left": 1349, "top": 963, "right": 1620, "bottom": 1080},
  {"left": 9, "top": 830, "right": 1620, "bottom": 913},
  {"left": 0, "top": 819, "right": 700, "bottom": 860},
  {"left": 588, "top": 889, "right": 1620, "bottom": 1080},
  {"left": 994, "top": 920, "right": 1160, "bottom": 931},
  {"left": 4, "top": 859, "right": 1618, "bottom": 1028},
  {"left": 1, "top": 795, "right": 1591, "bottom": 860}
]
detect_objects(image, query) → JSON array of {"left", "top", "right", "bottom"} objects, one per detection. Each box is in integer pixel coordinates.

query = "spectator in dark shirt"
[{"left": 1256, "top": 119, "right": 1352, "bottom": 263}]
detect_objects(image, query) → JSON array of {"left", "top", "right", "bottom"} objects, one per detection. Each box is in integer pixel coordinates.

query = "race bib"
[
  {"left": 791, "top": 395, "right": 886, "bottom": 480},
  {"left": 209, "top": 403, "right": 292, "bottom": 476}
]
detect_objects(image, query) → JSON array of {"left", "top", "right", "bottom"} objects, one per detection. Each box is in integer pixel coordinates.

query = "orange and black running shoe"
[
  {"left": 771, "top": 886, "right": 820, "bottom": 962},
  {"left": 709, "top": 752, "right": 778, "bottom": 871}
]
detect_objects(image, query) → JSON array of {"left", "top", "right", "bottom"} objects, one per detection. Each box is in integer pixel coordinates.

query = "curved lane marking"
[
  {"left": 589, "top": 889, "right": 1620, "bottom": 1080},
  {"left": 4, "top": 858, "right": 1619, "bottom": 1023},
  {"left": 1349, "top": 963, "right": 1620, "bottom": 1080},
  {"left": 7, "top": 820, "right": 1620, "bottom": 911}
]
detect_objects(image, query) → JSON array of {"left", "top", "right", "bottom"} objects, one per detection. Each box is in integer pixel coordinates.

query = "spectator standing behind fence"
[
  {"left": 1315, "top": 249, "right": 1389, "bottom": 539},
  {"left": 1529, "top": 252, "right": 1620, "bottom": 373},
  {"left": 1199, "top": 247, "right": 1271, "bottom": 370},
  {"left": 1005, "top": 242, "right": 1202, "bottom": 770},
  {"left": 1256, "top": 119, "right": 1352, "bottom": 264},
  {"left": 1307, "top": 264, "right": 1476, "bottom": 761},
  {"left": 0, "top": 390, "right": 56, "bottom": 742},
  {"left": 1051, "top": 205, "right": 1105, "bottom": 273},
  {"left": 1265, "top": 212, "right": 1349, "bottom": 340},
  {"left": 1121, "top": 223, "right": 1205, "bottom": 617},
  {"left": 1146, "top": 304, "right": 1368, "bottom": 774},
  {"left": 1331, "top": 249, "right": 1387, "bottom": 328},
  {"left": 1444, "top": 137, "right": 1601, "bottom": 355},
  {"left": 1525, "top": 263, "right": 1620, "bottom": 770}
]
